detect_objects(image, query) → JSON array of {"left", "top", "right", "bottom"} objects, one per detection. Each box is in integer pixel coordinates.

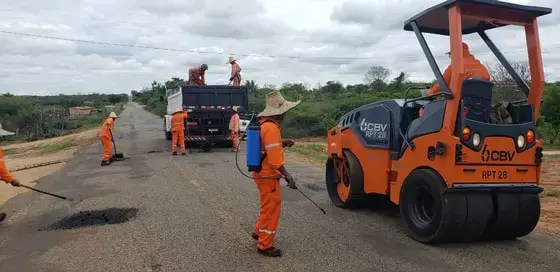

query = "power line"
[
  {"left": 1, "top": 29, "right": 559, "bottom": 62},
  {"left": 0, "top": 29, "right": 384, "bottom": 60}
]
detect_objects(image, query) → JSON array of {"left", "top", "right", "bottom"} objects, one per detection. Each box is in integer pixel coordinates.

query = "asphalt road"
[{"left": 1, "top": 103, "right": 560, "bottom": 272}]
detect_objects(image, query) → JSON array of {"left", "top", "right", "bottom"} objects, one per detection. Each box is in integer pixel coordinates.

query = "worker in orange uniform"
[
  {"left": 188, "top": 64, "right": 208, "bottom": 86},
  {"left": 229, "top": 106, "right": 241, "bottom": 152},
  {"left": 0, "top": 123, "right": 21, "bottom": 224},
  {"left": 227, "top": 57, "right": 242, "bottom": 86},
  {"left": 250, "top": 90, "right": 300, "bottom": 257},
  {"left": 419, "top": 42, "right": 490, "bottom": 116},
  {"left": 99, "top": 112, "right": 118, "bottom": 166},
  {"left": 171, "top": 105, "right": 188, "bottom": 155}
]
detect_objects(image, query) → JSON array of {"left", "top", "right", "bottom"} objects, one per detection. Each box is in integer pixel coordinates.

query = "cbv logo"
[
  {"left": 481, "top": 144, "right": 515, "bottom": 162},
  {"left": 360, "top": 119, "right": 387, "bottom": 132}
]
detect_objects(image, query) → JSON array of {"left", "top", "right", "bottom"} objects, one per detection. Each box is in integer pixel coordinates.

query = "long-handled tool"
[
  {"left": 109, "top": 129, "right": 126, "bottom": 161},
  {"left": 289, "top": 181, "right": 326, "bottom": 215},
  {"left": 19, "top": 184, "right": 82, "bottom": 204}
]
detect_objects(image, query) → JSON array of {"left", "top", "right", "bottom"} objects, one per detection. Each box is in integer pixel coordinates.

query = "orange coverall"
[
  {"left": 252, "top": 117, "right": 284, "bottom": 251},
  {"left": 229, "top": 112, "right": 240, "bottom": 150},
  {"left": 420, "top": 42, "right": 490, "bottom": 116},
  {"left": 188, "top": 67, "right": 205, "bottom": 86},
  {"left": 0, "top": 147, "right": 15, "bottom": 184},
  {"left": 230, "top": 62, "right": 242, "bottom": 86},
  {"left": 171, "top": 111, "right": 188, "bottom": 153},
  {"left": 99, "top": 117, "right": 115, "bottom": 161}
]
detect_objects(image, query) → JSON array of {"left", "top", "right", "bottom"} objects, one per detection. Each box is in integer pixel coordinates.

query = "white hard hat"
[
  {"left": 109, "top": 112, "right": 118, "bottom": 118},
  {"left": 0, "top": 123, "right": 15, "bottom": 137}
]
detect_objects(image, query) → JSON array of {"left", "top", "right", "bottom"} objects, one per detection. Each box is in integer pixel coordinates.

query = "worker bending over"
[
  {"left": 227, "top": 57, "right": 242, "bottom": 86},
  {"left": 99, "top": 112, "right": 118, "bottom": 166},
  {"left": 251, "top": 91, "right": 300, "bottom": 257},
  {"left": 229, "top": 106, "right": 241, "bottom": 152},
  {"left": 171, "top": 105, "right": 188, "bottom": 155},
  {"left": 188, "top": 64, "right": 208, "bottom": 86},
  {"left": 419, "top": 42, "right": 490, "bottom": 116},
  {"left": 0, "top": 123, "right": 21, "bottom": 224}
]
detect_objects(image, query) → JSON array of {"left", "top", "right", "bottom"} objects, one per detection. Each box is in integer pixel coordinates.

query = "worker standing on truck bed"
[
  {"left": 251, "top": 91, "right": 300, "bottom": 257},
  {"left": 227, "top": 57, "right": 242, "bottom": 86},
  {"left": 99, "top": 112, "right": 118, "bottom": 166},
  {"left": 0, "top": 123, "right": 21, "bottom": 224},
  {"left": 419, "top": 42, "right": 490, "bottom": 116},
  {"left": 171, "top": 105, "right": 188, "bottom": 155},
  {"left": 229, "top": 106, "right": 241, "bottom": 152},
  {"left": 188, "top": 64, "right": 208, "bottom": 86}
]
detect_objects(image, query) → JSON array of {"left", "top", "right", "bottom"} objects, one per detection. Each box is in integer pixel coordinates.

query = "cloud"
[{"left": 0, "top": 0, "right": 559, "bottom": 95}]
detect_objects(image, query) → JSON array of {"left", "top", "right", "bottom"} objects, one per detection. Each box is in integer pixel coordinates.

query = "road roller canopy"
[
  {"left": 403, "top": 0, "right": 551, "bottom": 35},
  {"left": 402, "top": 0, "right": 551, "bottom": 126}
]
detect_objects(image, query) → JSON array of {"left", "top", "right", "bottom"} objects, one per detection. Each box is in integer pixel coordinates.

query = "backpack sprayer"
[{"left": 234, "top": 114, "right": 326, "bottom": 214}]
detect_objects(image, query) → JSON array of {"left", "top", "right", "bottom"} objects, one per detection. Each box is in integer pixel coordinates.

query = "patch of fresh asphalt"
[{"left": 1, "top": 102, "right": 560, "bottom": 272}]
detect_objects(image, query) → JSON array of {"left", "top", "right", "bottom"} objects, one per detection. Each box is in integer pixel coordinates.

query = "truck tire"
[
  {"left": 399, "top": 169, "right": 474, "bottom": 244},
  {"left": 164, "top": 119, "right": 171, "bottom": 140},
  {"left": 325, "top": 150, "right": 365, "bottom": 208}
]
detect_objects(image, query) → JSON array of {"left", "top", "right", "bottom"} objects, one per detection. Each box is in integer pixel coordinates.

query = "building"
[{"left": 69, "top": 106, "right": 95, "bottom": 116}]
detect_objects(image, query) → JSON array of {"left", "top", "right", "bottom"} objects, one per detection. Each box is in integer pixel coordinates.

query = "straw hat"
[
  {"left": 257, "top": 91, "right": 301, "bottom": 117},
  {"left": 109, "top": 112, "right": 118, "bottom": 118},
  {"left": 232, "top": 106, "right": 240, "bottom": 112},
  {"left": 226, "top": 56, "right": 237, "bottom": 64},
  {"left": 0, "top": 123, "right": 15, "bottom": 137}
]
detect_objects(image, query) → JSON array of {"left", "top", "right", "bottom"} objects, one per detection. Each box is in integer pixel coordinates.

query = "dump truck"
[
  {"left": 326, "top": 0, "right": 550, "bottom": 244},
  {"left": 164, "top": 85, "right": 249, "bottom": 151}
]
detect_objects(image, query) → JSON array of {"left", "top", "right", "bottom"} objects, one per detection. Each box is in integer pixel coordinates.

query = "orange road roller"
[{"left": 326, "top": 0, "right": 551, "bottom": 244}]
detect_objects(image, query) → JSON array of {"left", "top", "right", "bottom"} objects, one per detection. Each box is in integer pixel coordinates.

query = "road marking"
[{"left": 189, "top": 179, "right": 200, "bottom": 187}]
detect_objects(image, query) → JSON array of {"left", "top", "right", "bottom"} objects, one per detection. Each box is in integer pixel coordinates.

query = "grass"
[
  {"left": 38, "top": 140, "right": 75, "bottom": 153},
  {"left": 543, "top": 189, "right": 560, "bottom": 198},
  {"left": 287, "top": 143, "right": 328, "bottom": 162},
  {"left": 2, "top": 148, "right": 20, "bottom": 156}
]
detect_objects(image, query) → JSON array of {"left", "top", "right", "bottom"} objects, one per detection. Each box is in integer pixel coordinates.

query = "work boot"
[
  {"left": 0, "top": 212, "right": 6, "bottom": 223},
  {"left": 251, "top": 232, "right": 259, "bottom": 240},
  {"left": 101, "top": 160, "right": 111, "bottom": 166},
  {"left": 257, "top": 247, "right": 283, "bottom": 257},
  {"left": 181, "top": 152, "right": 186, "bottom": 156},
  {"left": 172, "top": 152, "right": 177, "bottom": 156}
]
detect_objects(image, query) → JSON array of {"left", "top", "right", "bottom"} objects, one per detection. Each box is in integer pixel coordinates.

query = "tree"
[
  {"left": 364, "top": 66, "right": 391, "bottom": 91},
  {"left": 488, "top": 61, "right": 530, "bottom": 102},
  {"left": 540, "top": 84, "right": 560, "bottom": 144},
  {"left": 389, "top": 72, "right": 408, "bottom": 91}
]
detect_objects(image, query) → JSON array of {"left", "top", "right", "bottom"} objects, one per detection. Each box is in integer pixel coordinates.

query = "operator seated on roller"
[
  {"left": 0, "top": 123, "right": 21, "bottom": 224},
  {"left": 419, "top": 42, "right": 490, "bottom": 117},
  {"left": 251, "top": 90, "right": 299, "bottom": 258}
]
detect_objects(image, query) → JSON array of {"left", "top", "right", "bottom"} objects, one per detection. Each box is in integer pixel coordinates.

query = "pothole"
[
  {"left": 147, "top": 150, "right": 162, "bottom": 154},
  {"left": 304, "top": 183, "right": 326, "bottom": 192},
  {"left": 39, "top": 208, "right": 138, "bottom": 231}
]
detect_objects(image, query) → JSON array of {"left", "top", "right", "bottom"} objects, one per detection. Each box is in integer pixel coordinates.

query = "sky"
[{"left": 0, "top": 0, "right": 559, "bottom": 95}]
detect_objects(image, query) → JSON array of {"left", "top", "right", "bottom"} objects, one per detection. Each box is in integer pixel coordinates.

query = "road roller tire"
[
  {"left": 482, "top": 193, "right": 540, "bottom": 240},
  {"left": 325, "top": 150, "right": 365, "bottom": 209},
  {"left": 399, "top": 169, "right": 495, "bottom": 243}
]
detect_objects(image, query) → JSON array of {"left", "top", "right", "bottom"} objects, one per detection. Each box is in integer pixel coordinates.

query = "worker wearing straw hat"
[
  {"left": 227, "top": 56, "right": 242, "bottom": 86},
  {"left": 0, "top": 123, "right": 21, "bottom": 223},
  {"left": 250, "top": 90, "right": 300, "bottom": 257}
]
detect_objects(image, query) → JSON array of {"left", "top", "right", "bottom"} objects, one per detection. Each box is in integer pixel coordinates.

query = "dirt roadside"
[
  {"left": 286, "top": 140, "right": 560, "bottom": 236},
  {"left": 0, "top": 129, "right": 99, "bottom": 205}
]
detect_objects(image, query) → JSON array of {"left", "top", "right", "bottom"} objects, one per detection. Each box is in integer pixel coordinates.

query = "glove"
[
  {"left": 10, "top": 180, "right": 21, "bottom": 187},
  {"left": 284, "top": 174, "right": 297, "bottom": 189},
  {"left": 229, "top": 77, "right": 234, "bottom": 81}
]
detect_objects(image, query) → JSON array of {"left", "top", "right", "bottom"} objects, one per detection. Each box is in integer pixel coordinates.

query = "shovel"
[{"left": 109, "top": 130, "right": 126, "bottom": 161}]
